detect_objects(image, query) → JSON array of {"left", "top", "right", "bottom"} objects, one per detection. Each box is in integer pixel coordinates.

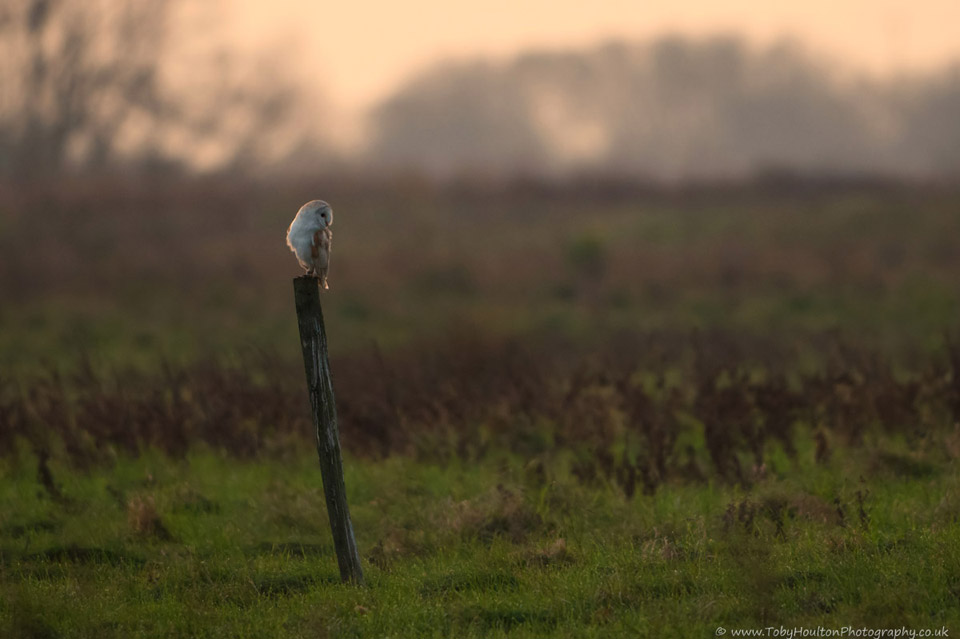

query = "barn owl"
[{"left": 286, "top": 200, "right": 333, "bottom": 289}]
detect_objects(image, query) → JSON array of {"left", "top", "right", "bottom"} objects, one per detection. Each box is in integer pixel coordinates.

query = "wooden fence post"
[{"left": 293, "top": 276, "right": 364, "bottom": 585}]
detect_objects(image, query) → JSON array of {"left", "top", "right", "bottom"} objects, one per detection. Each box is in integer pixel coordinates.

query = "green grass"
[{"left": 3, "top": 437, "right": 959, "bottom": 638}]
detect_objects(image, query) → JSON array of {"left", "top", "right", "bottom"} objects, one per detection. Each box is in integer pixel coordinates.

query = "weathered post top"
[{"left": 293, "top": 276, "right": 364, "bottom": 585}]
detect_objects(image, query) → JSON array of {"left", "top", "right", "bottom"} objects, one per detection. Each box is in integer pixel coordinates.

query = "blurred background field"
[
  {"left": 3, "top": 177, "right": 960, "bottom": 373},
  {"left": 3, "top": 0, "right": 960, "bottom": 635}
]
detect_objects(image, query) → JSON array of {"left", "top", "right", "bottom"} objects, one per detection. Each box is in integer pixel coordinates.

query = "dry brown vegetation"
[{"left": 4, "top": 328, "right": 959, "bottom": 495}]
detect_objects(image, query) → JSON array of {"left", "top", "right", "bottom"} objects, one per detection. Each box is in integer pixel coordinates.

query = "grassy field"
[
  {"left": 3, "top": 436, "right": 960, "bottom": 638},
  {"left": 2, "top": 177, "right": 960, "bottom": 636}
]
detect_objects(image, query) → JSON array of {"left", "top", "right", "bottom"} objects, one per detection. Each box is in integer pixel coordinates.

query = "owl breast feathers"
[{"left": 286, "top": 200, "right": 334, "bottom": 289}]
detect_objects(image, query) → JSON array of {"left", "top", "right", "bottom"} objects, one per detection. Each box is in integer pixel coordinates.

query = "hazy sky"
[{"left": 230, "top": 0, "right": 960, "bottom": 113}]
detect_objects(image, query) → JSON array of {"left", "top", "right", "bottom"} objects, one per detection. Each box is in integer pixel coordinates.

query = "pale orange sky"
[{"left": 229, "top": 0, "right": 960, "bottom": 113}]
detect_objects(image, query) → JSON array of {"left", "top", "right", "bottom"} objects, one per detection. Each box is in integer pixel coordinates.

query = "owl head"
[{"left": 299, "top": 199, "right": 333, "bottom": 228}]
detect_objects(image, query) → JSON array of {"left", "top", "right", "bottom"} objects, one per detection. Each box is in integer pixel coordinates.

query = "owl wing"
[{"left": 311, "top": 228, "right": 332, "bottom": 269}]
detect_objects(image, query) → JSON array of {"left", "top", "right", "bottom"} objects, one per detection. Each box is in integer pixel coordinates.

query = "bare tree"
[
  {"left": 0, "top": 0, "right": 174, "bottom": 175},
  {"left": 0, "top": 0, "right": 322, "bottom": 178}
]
